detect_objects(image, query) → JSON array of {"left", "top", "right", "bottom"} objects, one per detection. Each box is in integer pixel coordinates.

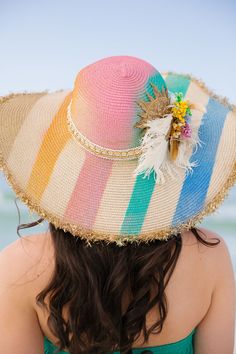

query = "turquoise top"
[{"left": 44, "top": 328, "right": 196, "bottom": 353}]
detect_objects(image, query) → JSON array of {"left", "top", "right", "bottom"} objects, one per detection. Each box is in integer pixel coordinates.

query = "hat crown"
[{"left": 70, "top": 56, "right": 167, "bottom": 150}]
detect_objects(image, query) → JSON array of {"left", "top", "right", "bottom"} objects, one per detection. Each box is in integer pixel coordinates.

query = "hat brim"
[{"left": 0, "top": 72, "right": 236, "bottom": 245}]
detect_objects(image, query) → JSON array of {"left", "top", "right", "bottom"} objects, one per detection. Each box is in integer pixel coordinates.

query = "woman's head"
[{"left": 0, "top": 56, "right": 233, "bottom": 353}]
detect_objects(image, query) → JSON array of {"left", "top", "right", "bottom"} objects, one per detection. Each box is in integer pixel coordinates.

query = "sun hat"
[{"left": 0, "top": 55, "right": 235, "bottom": 246}]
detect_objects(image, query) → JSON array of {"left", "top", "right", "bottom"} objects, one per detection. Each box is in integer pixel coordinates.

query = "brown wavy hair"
[{"left": 15, "top": 205, "right": 220, "bottom": 354}]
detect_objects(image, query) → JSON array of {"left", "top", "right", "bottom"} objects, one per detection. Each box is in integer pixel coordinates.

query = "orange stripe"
[{"left": 26, "top": 93, "right": 72, "bottom": 201}]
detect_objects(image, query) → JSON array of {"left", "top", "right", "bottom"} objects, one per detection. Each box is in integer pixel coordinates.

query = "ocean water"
[{"left": 0, "top": 172, "right": 236, "bottom": 272}]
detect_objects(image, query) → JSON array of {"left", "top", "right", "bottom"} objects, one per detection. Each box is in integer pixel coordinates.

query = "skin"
[{"left": 0, "top": 227, "right": 235, "bottom": 354}]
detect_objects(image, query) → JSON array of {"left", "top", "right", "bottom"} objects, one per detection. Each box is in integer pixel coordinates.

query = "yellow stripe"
[{"left": 26, "top": 93, "right": 72, "bottom": 201}]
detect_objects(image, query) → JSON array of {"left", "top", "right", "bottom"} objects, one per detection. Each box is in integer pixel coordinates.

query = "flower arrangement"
[
  {"left": 133, "top": 83, "right": 203, "bottom": 183},
  {"left": 168, "top": 92, "right": 193, "bottom": 161},
  {"left": 171, "top": 92, "right": 192, "bottom": 138}
]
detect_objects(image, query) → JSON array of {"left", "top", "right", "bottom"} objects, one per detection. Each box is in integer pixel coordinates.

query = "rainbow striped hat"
[{"left": 0, "top": 56, "right": 235, "bottom": 245}]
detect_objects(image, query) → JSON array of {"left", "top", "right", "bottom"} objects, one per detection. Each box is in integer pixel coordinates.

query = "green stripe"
[{"left": 121, "top": 73, "right": 191, "bottom": 236}]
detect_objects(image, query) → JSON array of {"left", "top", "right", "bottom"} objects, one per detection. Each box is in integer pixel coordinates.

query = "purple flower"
[{"left": 181, "top": 123, "right": 192, "bottom": 138}]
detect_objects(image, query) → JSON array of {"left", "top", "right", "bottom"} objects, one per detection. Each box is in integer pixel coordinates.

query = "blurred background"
[{"left": 0, "top": 0, "right": 235, "bottom": 273}]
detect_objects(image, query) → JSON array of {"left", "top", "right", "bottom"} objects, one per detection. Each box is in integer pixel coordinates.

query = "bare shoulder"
[
  {"left": 181, "top": 227, "right": 234, "bottom": 283},
  {"left": 194, "top": 226, "right": 231, "bottom": 259},
  {"left": 0, "top": 233, "right": 53, "bottom": 351},
  {"left": 181, "top": 226, "right": 230, "bottom": 254},
  {"left": 0, "top": 232, "right": 54, "bottom": 294},
  {"left": 190, "top": 228, "right": 236, "bottom": 353},
  {"left": 199, "top": 227, "right": 235, "bottom": 285}
]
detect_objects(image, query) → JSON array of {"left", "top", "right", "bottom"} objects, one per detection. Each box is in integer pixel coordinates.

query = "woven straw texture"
[{"left": 0, "top": 56, "right": 235, "bottom": 245}]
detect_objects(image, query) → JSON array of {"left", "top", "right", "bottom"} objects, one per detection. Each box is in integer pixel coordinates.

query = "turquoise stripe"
[
  {"left": 172, "top": 98, "right": 229, "bottom": 224},
  {"left": 121, "top": 73, "right": 191, "bottom": 235},
  {"left": 165, "top": 73, "right": 190, "bottom": 97},
  {"left": 121, "top": 172, "right": 157, "bottom": 235}
]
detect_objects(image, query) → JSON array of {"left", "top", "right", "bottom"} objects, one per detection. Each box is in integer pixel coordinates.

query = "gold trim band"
[{"left": 66, "top": 99, "right": 142, "bottom": 160}]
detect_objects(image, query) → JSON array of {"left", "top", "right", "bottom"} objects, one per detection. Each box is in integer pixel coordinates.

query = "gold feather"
[{"left": 134, "top": 84, "right": 171, "bottom": 130}]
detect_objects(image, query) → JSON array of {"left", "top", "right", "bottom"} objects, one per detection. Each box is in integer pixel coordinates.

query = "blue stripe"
[
  {"left": 121, "top": 73, "right": 191, "bottom": 235},
  {"left": 172, "top": 98, "right": 230, "bottom": 225}
]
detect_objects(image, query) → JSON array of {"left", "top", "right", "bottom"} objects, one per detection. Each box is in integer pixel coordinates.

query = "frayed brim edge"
[{"left": 0, "top": 74, "right": 236, "bottom": 246}]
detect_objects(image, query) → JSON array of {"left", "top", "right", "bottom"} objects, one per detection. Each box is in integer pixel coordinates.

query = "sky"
[{"left": 0, "top": 0, "right": 236, "bottom": 102}]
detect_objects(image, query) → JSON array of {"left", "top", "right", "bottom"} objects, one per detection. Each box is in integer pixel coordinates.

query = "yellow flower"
[{"left": 172, "top": 101, "right": 188, "bottom": 119}]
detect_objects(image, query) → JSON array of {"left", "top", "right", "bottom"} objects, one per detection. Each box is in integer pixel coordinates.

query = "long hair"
[{"left": 16, "top": 207, "right": 220, "bottom": 354}]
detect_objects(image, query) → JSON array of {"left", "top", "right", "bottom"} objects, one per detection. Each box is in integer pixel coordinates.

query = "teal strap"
[
  {"left": 44, "top": 328, "right": 195, "bottom": 354},
  {"left": 125, "top": 328, "right": 195, "bottom": 354},
  {"left": 44, "top": 337, "right": 68, "bottom": 354}
]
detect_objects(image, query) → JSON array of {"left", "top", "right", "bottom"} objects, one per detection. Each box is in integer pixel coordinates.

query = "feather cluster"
[{"left": 133, "top": 83, "right": 205, "bottom": 184}]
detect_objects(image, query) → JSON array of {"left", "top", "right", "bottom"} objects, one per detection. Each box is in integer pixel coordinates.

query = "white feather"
[
  {"left": 133, "top": 114, "right": 173, "bottom": 183},
  {"left": 133, "top": 109, "right": 204, "bottom": 184}
]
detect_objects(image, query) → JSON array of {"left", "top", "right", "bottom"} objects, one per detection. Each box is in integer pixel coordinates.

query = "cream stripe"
[
  {"left": 141, "top": 80, "right": 209, "bottom": 231},
  {"left": 0, "top": 93, "right": 45, "bottom": 161},
  {"left": 93, "top": 159, "right": 138, "bottom": 233},
  {"left": 206, "top": 110, "right": 236, "bottom": 202},
  {"left": 7, "top": 90, "right": 70, "bottom": 189},
  {"left": 40, "top": 138, "right": 86, "bottom": 218}
]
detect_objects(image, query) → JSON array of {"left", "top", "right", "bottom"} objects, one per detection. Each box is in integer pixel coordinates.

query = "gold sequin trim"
[{"left": 66, "top": 99, "right": 142, "bottom": 160}]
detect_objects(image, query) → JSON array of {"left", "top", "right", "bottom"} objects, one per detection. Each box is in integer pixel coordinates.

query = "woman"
[{"left": 0, "top": 55, "right": 235, "bottom": 354}]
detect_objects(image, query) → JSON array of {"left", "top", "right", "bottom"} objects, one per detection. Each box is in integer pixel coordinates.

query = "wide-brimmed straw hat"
[{"left": 0, "top": 55, "right": 235, "bottom": 245}]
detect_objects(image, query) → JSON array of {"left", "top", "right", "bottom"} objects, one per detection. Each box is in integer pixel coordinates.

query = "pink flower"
[{"left": 181, "top": 123, "right": 192, "bottom": 138}]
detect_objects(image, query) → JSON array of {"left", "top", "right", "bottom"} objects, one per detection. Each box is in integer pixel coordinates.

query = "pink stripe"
[{"left": 64, "top": 152, "right": 113, "bottom": 228}]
